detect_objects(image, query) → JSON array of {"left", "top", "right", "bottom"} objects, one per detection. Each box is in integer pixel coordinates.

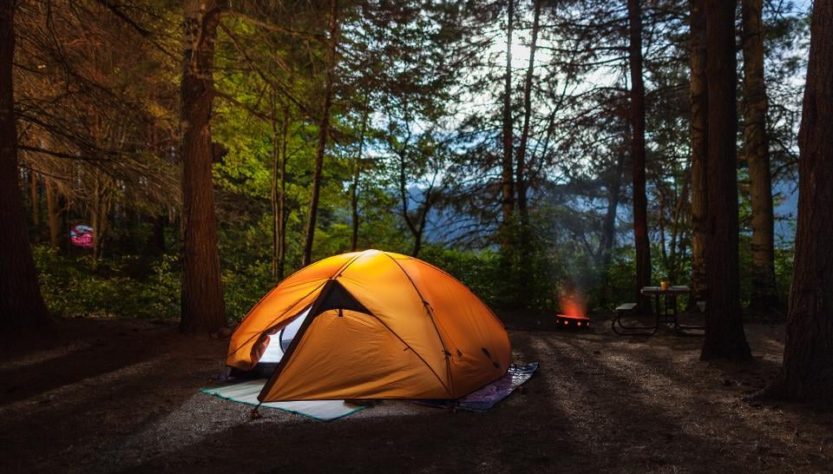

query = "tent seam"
[
  {"left": 228, "top": 251, "right": 367, "bottom": 364},
  {"left": 264, "top": 310, "right": 452, "bottom": 401},
  {"left": 365, "top": 312, "right": 452, "bottom": 397},
  {"left": 413, "top": 259, "right": 508, "bottom": 330},
  {"left": 381, "top": 252, "right": 455, "bottom": 397},
  {"left": 226, "top": 281, "right": 326, "bottom": 363}
]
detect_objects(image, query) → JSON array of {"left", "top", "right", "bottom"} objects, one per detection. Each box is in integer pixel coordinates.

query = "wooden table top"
[{"left": 640, "top": 285, "right": 691, "bottom": 295}]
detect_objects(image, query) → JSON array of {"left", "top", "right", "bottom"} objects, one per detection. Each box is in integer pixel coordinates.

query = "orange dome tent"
[{"left": 226, "top": 249, "right": 511, "bottom": 402}]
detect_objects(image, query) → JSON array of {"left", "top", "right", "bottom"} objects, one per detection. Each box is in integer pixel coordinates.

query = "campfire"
[{"left": 555, "top": 288, "right": 591, "bottom": 330}]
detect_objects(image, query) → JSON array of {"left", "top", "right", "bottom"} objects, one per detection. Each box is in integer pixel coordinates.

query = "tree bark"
[
  {"left": 516, "top": 0, "right": 540, "bottom": 222},
  {"left": 600, "top": 151, "right": 625, "bottom": 269},
  {"left": 501, "top": 0, "right": 515, "bottom": 227},
  {"left": 30, "top": 169, "right": 39, "bottom": 230},
  {"left": 45, "top": 179, "right": 61, "bottom": 250},
  {"left": 277, "top": 104, "right": 289, "bottom": 280},
  {"left": 270, "top": 96, "right": 278, "bottom": 280},
  {"left": 597, "top": 152, "right": 625, "bottom": 306},
  {"left": 498, "top": 0, "right": 517, "bottom": 302},
  {"left": 351, "top": 104, "right": 369, "bottom": 252},
  {"left": 271, "top": 97, "right": 290, "bottom": 281},
  {"left": 303, "top": 0, "right": 339, "bottom": 266},
  {"left": 179, "top": 0, "right": 226, "bottom": 334},
  {"left": 395, "top": 142, "right": 433, "bottom": 258},
  {"left": 0, "top": 2, "right": 50, "bottom": 328},
  {"left": 90, "top": 170, "right": 112, "bottom": 265},
  {"left": 266, "top": 81, "right": 291, "bottom": 282},
  {"left": 667, "top": 173, "right": 690, "bottom": 282},
  {"left": 270, "top": 92, "right": 280, "bottom": 281},
  {"left": 628, "top": 0, "right": 652, "bottom": 311},
  {"left": 742, "top": 0, "right": 778, "bottom": 311},
  {"left": 689, "top": 0, "right": 708, "bottom": 307},
  {"left": 701, "top": 0, "right": 752, "bottom": 361},
  {"left": 763, "top": 0, "right": 833, "bottom": 400},
  {"left": 513, "top": 0, "right": 541, "bottom": 300}
]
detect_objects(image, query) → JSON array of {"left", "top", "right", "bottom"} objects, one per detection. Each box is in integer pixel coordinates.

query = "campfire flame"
[{"left": 558, "top": 288, "right": 586, "bottom": 319}]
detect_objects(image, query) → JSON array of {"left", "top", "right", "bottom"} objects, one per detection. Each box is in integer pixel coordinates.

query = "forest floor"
[{"left": 1, "top": 313, "right": 832, "bottom": 473}]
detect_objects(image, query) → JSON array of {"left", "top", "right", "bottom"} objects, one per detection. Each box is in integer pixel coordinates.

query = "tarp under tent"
[{"left": 226, "top": 249, "right": 511, "bottom": 402}]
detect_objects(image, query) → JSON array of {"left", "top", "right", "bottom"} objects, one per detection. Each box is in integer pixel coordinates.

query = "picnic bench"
[
  {"left": 611, "top": 302, "right": 658, "bottom": 335},
  {"left": 612, "top": 286, "right": 704, "bottom": 336}
]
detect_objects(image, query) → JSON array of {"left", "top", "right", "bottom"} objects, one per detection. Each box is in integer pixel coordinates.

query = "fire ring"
[{"left": 555, "top": 313, "right": 591, "bottom": 330}]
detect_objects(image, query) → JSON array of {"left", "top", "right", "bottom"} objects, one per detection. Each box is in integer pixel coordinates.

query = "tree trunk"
[
  {"left": 628, "top": 0, "right": 652, "bottom": 311},
  {"left": 763, "top": 0, "right": 833, "bottom": 400},
  {"left": 516, "top": 0, "right": 540, "bottom": 222},
  {"left": 60, "top": 193, "right": 69, "bottom": 253},
  {"left": 91, "top": 177, "right": 102, "bottom": 263},
  {"left": 277, "top": 104, "right": 289, "bottom": 280},
  {"left": 270, "top": 92, "right": 280, "bottom": 280},
  {"left": 90, "top": 171, "right": 111, "bottom": 265},
  {"left": 271, "top": 97, "right": 290, "bottom": 281},
  {"left": 393, "top": 131, "right": 432, "bottom": 259},
  {"left": 598, "top": 152, "right": 625, "bottom": 307},
  {"left": 397, "top": 145, "right": 418, "bottom": 256},
  {"left": 513, "top": 0, "right": 540, "bottom": 301},
  {"left": 409, "top": 192, "right": 432, "bottom": 259},
  {"left": 412, "top": 229, "right": 424, "bottom": 258},
  {"left": 351, "top": 104, "right": 369, "bottom": 252},
  {"left": 498, "top": 0, "right": 517, "bottom": 303},
  {"left": 689, "top": 0, "right": 708, "bottom": 307},
  {"left": 0, "top": 2, "right": 50, "bottom": 328},
  {"left": 179, "top": 0, "right": 226, "bottom": 334},
  {"left": 600, "top": 152, "right": 625, "bottom": 270},
  {"left": 667, "top": 173, "right": 690, "bottom": 282},
  {"left": 149, "top": 214, "right": 166, "bottom": 255},
  {"left": 30, "top": 169, "right": 39, "bottom": 230},
  {"left": 303, "top": 0, "right": 339, "bottom": 267},
  {"left": 45, "top": 179, "right": 61, "bottom": 250},
  {"left": 701, "top": 0, "right": 752, "bottom": 361},
  {"left": 270, "top": 94, "right": 290, "bottom": 281},
  {"left": 742, "top": 0, "right": 778, "bottom": 311},
  {"left": 658, "top": 188, "right": 668, "bottom": 271},
  {"left": 501, "top": 0, "right": 515, "bottom": 227}
]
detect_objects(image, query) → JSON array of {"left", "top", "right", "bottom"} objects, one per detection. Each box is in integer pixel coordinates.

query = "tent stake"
[{"left": 249, "top": 403, "right": 263, "bottom": 421}]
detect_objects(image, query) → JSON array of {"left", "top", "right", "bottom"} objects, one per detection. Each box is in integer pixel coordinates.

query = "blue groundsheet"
[{"left": 417, "top": 362, "right": 539, "bottom": 412}]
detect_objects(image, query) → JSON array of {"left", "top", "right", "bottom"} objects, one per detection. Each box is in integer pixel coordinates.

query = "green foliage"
[
  {"left": 18, "top": 0, "right": 808, "bottom": 325},
  {"left": 419, "top": 245, "right": 503, "bottom": 306},
  {"left": 738, "top": 233, "right": 792, "bottom": 310},
  {"left": 421, "top": 219, "right": 564, "bottom": 311},
  {"left": 34, "top": 246, "right": 179, "bottom": 320},
  {"left": 773, "top": 246, "right": 794, "bottom": 305},
  {"left": 222, "top": 260, "right": 273, "bottom": 322},
  {"left": 595, "top": 248, "right": 640, "bottom": 310}
]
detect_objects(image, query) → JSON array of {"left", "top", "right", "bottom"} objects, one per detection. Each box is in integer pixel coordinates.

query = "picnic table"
[
  {"left": 642, "top": 285, "right": 688, "bottom": 323},
  {"left": 612, "top": 285, "right": 704, "bottom": 336}
]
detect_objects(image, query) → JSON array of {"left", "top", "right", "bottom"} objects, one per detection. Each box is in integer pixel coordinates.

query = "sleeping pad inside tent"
[{"left": 225, "top": 249, "right": 512, "bottom": 402}]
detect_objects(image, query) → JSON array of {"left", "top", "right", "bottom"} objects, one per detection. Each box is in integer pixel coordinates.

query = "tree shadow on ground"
[
  {"left": 3, "top": 319, "right": 831, "bottom": 473},
  {"left": 124, "top": 331, "right": 757, "bottom": 473},
  {"left": 120, "top": 332, "right": 581, "bottom": 473},
  {"left": 0, "top": 319, "right": 227, "bottom": 473},
  {"left": 543, "top": 329, "right": 833, "bottom": 471}
]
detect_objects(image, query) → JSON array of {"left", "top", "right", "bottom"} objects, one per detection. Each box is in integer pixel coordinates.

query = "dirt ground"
[{"left": 1, "top": 314, "right": 832, "bottom": 474}]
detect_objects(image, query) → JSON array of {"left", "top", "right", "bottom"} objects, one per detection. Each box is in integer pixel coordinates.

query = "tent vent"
[{"left": 314, "top": 280, "right": 371, "bottom": 316}]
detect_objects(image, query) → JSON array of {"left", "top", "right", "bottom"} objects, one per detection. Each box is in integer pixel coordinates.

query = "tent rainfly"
[{"left": 226, "top": 249, "right": 511, "bottom": 402}]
